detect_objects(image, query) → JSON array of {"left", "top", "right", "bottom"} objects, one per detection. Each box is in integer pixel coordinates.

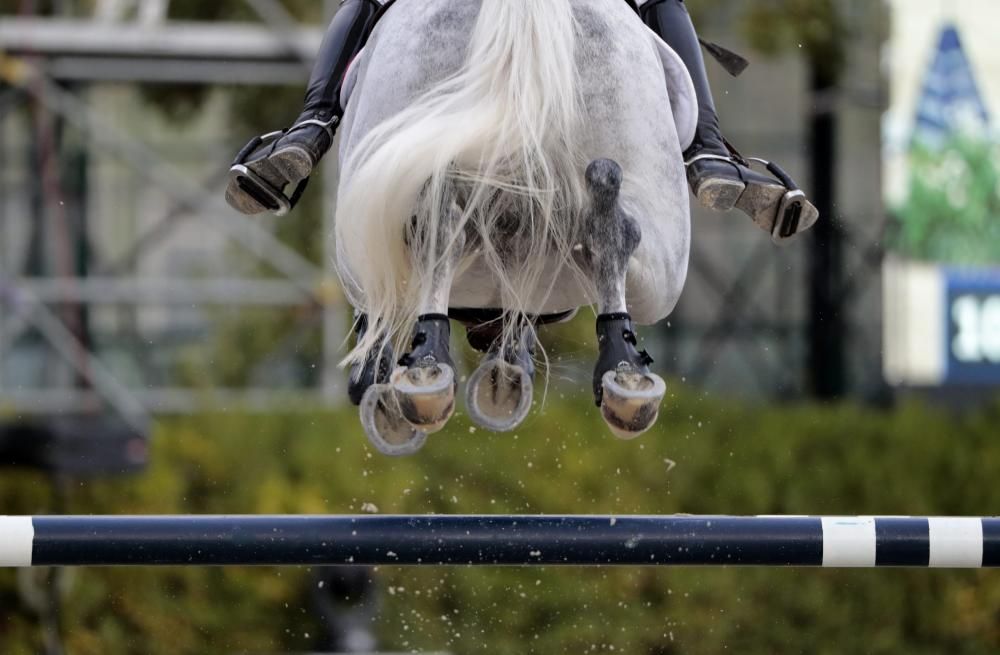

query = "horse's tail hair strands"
[{"left": 335, "top": 0, "right": 588, "bottom": 367}]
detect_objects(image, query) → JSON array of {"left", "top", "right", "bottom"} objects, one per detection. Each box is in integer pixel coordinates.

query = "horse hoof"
[
  {"left": 359, "top": 384, "right": 428, "bottom": 456},
  {"left": 391, "top": 363, "right": 456, "bottom": 433},
  {"left": 599, "top": 366, "right": 666, "bottom": 440},
  {"left": 466, "top": 358, "right": 534, "bottom": 432}
]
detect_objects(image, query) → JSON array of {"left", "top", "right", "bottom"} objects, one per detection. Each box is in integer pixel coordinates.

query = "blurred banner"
[{"left": 883, "top": 0, "right": 1000, "bottom": 386}]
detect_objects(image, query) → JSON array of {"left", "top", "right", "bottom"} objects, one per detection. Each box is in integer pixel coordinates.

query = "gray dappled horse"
[{"left": 335, "top": 0, "right": 698, "bottom": 455}]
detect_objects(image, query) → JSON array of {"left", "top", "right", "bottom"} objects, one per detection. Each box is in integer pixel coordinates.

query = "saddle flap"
[{"left": 340, "top": 49, "right": 365, "bottom": 110}]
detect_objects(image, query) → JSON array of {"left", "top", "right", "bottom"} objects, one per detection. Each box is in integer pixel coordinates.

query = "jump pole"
[{"left": 1, "top": 515, "right": 998, "bottom": 568}]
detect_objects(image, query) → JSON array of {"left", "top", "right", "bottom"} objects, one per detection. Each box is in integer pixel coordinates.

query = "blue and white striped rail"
[{"left": 1, "top": 515, "right": 998, "bottom": 568}]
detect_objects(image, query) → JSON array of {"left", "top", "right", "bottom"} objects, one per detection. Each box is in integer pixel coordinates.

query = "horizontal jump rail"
[{"left": 1, "top": 515, "right": 998, "bottom": 568}]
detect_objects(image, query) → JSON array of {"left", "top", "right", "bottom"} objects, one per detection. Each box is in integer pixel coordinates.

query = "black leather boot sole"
[
  {"left": 225, "top": 121, "right": 333, "bottom": 216},
  {"left": 688, "top": 155, "right": 818, "bottom": 242}
]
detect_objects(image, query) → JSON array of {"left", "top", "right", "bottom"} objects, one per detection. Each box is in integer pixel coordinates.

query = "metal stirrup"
[
  {"left": 683, "top": 153, "right": 734, "bottom": 167},
  {"left": 684, "top": 151, "right": 809, "bottom": 242},
  {"left": 286, "top": 116, "right": 340, "bottom": 140},
  {"left": 229, "top": 130, "right": 312, "bottom": 217}
]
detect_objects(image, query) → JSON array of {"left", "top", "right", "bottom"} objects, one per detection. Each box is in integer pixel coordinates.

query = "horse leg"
[
  {"left": 347, "top": 311, "right": 394, "bottom": 406},
  {"left": 581, "top": 159, "right": 667, "bottom": 439},
  {"left": 390, "top": 314, "right": 456, "bottom": 433},
  {"left": 354, "top": 311, "right": 430, "bottom": 457},
  {"left": 389, "top": 210, "right": 464, "bottom": 434},
  {"left": 465, "top": 317, "right": 536, "bottom": 433},
  {"left": 458, "top": 309, "right": 579, "bottom": 432}
]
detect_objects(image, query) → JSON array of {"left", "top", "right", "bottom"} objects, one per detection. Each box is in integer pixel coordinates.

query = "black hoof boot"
[
  {"left": 392, "top": 314, "right": 457, "bottom": 433},
  {"left": 353, "top": 313, "right": 427, "bottom": 456},
  {"left": 347, "top": 313, "right": 394, "bottom": 406},
  {"left": 466, "top": 323, "right": 536, "bottom": 433},
  {"left": 593, "top": 313, "right": 666, "bottom": 440},
  {"left": 225, "top": 115, "right": 337, "bottom": 216}
]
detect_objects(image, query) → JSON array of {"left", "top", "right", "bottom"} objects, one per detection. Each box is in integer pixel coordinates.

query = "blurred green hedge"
[{"left": 3, "top": 389, "right": 1000, "bottom": 654}]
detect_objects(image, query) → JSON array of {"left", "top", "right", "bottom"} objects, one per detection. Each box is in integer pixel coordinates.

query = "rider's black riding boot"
[
  {"left": 641, "top": 0, "right": 818, "bottom": 241},
  {"left": 226, "top": 0, "right": 380, "bottom": 215}
]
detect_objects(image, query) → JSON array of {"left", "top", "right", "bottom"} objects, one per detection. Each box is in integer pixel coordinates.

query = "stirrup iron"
[
  {"left": 687, "top": 142, "right": 813, "bottom": 244},
  {"left": 227, "top": 127, "right": 318, "bottom": 217},
  {"left": 744, "top": 156, "right": 810, "bottom": 244}
]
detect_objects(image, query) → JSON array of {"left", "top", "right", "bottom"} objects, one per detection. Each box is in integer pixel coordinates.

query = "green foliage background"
[
  {"left": 3, "top": 390, "right": 1000, "bottom": 655},
  {"left": 3, "top": 3, "right": 992, "bottom": 654},
  {"left": 893, "top": 137, "right": 1000, "bottom": 266}
]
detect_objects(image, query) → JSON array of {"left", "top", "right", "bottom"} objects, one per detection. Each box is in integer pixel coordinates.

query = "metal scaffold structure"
[
  {"left": 0, "top": 0, "right": 350, "bottom": 425},
  {"left": 0, "top": 0, "right": 887, "bottom": 428}
]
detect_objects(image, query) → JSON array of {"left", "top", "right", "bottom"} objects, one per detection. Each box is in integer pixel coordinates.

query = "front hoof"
[
  {"left": 359, "top": 384, "right": 428, "bottom": 456},
  {"left": 466, "top": 359, "right": 533, "bottom": 432},
  {"left": 599, "top": 366, "right": 666, "bottom": 440},
  {"left": 392, "top": 363, "right": 456, "bottom": 433}
]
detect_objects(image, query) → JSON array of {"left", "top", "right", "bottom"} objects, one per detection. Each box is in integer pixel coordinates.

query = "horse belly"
[{"left": 341, "top": 0, "right": 690, "bottom": 323}]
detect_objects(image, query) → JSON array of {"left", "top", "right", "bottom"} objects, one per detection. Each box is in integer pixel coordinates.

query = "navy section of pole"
[
  {"left": 1, "top": 515, "right": 998, "bottom": 567},
  {"left": 28, "top": 515, "right": 823, "bottom": 567}
]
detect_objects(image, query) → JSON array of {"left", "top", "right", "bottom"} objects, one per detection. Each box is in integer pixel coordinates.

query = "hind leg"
[
  {"left": 580, "top": 159, "right": 666, "bottom": 439},
  {"left": 457, "top": 309, "right": 580, "bottom": 433},
  {"left": 388, "top": 206, "right": 465, "bottom": 434},
  {"left": 352, "top": 310, "right": 430, "bottom": 457},
  {"left": 390, "top": 313, "right": 457, "bottom": 433},
  {"left": 348, "top": 311, "right": 394, "bottom": 406},
  {"left": 465, "top": 317, "right": 536, "bottom": 433},
  {"left": 360, "top": 217, "right": 463, "bottom": 453}
]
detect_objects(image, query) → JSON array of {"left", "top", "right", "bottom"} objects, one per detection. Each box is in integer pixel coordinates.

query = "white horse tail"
[{"left": 336, "top": 0, "right": 586, "bottom": 366}]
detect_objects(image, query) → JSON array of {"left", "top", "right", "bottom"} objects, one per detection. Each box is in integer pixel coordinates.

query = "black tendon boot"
[
  {"left": 226, "top": 0, "right": 380, "bottom": 216},
  {"left": 641, "top": 0, "right": 818, "bottom": 242},
  {"left": 347, "top": 312, "right": 394, "bottom": 406}
]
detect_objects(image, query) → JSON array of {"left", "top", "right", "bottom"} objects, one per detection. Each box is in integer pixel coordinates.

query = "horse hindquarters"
[
  {"left": 339, "top": 0, "right": 692, "bottom": 448},
  {"left": 339, "top": 0, "right": 588, "bottom": 450},
  {"left": 335, "top": 0, "right": 587, "bottom": 366}
]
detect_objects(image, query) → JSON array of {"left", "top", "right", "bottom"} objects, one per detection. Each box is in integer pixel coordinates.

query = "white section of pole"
[{"left": 0, "top": 517, "right": 34, "bottom": 567}]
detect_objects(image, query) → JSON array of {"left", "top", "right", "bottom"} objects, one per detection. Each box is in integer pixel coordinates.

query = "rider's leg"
[
  {"left": 641, "top": 0, "right": 818, "bottom": 238},
  {"left": 226, "top": 0, "right": 380, "bottom": 215}
]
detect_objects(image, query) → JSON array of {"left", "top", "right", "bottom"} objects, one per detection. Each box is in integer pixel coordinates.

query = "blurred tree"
[
  {"left": 0, "top": 0, "right": 321, "bottom": 18},
  {"left": 5, "top": 391, "right": 1000, "bottom": 654},
  {"left": 893, "top": 137, "right": 1000, "bottom": 265},
  {"left": 165, "top": 0, "right": 322, "bottom": 22},
  {"left": 0, "top": 0, "right": 878, "bottom": 392},
  {"left": 149, "top": 0, "right": 869, "bottom": 390},
  {"left": 742, "top": 0, "right": 849, "bottom": 87},
  {"left": 741, "top": 0, "right": 858, "bottom": 399},
  {"left": 127, "top": 4, "right": 333, "bottom": 389}
]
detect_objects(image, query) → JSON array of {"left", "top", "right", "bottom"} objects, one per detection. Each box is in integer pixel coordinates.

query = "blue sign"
[
  {"left": 945, "top": 267, "right": 1000, "bottom": 384},
  {"left": 914, "top": 24, "right": 990, "bottom": 146}
]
